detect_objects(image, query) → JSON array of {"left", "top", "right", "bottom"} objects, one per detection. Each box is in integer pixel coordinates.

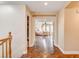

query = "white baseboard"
[
  {"left": 54, "top": 44, "right": 79, "bottom": 54},
  {"left": 64, "top": 51, "right": 79, "bottom": 54}
]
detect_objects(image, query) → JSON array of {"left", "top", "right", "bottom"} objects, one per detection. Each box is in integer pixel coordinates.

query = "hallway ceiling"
[
  {"left": 0, "top": 1, "right": 69, "bottom": 13},
  {"left": 25, "top": 1, "right": 69, "bottom": 13}
]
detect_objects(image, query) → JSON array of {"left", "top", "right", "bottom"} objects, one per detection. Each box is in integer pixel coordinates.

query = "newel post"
[{"left": 9, "top": 32, "right": 12, "bottom": 58}]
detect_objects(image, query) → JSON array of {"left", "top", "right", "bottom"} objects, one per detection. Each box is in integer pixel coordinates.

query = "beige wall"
[
  {"left": 57, "top": 2, "right": 79, "bottom": 53},
  {"left": 64, "top": 2, "right": 79, "bottom": 52},
  {"left": 64, "top": 8, "right": 79, "bottom": 51}
]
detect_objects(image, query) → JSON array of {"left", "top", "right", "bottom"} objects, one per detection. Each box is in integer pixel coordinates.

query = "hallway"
[
  {"left": 0, "top": 1, "right": 79, "bottom": 58},
  {"left": 25, "top": 1, "right": 79, "bottom": 58}
]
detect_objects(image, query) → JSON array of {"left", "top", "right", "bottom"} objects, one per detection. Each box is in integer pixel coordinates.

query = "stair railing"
[{"left": 0, "top": 32, "right": 12, "bottom": 58}]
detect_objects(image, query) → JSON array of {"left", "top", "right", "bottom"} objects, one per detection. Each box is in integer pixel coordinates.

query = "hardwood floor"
[{"left": 21, "top": 46, "right": 79, "bottom": 58}]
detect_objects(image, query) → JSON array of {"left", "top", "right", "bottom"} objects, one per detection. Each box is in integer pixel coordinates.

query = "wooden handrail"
[{"left": 0, "top": 32, "right": 12, "bottom": 58}]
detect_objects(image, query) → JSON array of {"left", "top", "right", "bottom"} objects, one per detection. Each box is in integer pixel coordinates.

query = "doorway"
[{"left": 33, "top": 16, "right": 56, "bottom": 54}]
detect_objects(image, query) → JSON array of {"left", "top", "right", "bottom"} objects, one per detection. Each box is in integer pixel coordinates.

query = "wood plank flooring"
[{"left": 21, "top": 46, "right": 79, "bottom": 58}]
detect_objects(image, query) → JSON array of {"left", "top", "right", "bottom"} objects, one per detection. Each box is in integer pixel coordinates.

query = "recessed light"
[{"left": 44, "top": 2, "right": 48, "bottom": 6}]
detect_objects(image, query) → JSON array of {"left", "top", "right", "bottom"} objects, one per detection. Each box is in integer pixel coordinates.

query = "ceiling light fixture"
[{"left": 44, "top": 2, "right": 48, "bottom": 6}]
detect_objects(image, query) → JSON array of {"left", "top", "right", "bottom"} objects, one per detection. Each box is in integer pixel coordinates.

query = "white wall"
[
  {"left": 26, "top": 6, "right": 33, "bottom": 47},
  {"left": 53, "top": 15, "right": 58, "bottom": 46},
  {"left": 0, "top": 5, "right": 27, "bottom": 57},
  {"left": 57, "top": 9, "right": 64, "bottom": 52},
  {"left": 57, "top": 2, "right": 70, "bottom": 53}
]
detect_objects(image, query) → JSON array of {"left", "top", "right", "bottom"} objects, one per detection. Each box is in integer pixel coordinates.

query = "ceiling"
[
  {"left": 0, "top": 1, "right": 69, "bottom": 13},
  {"left": 25, "top": 1, "right": 69, "bottom": 13}
]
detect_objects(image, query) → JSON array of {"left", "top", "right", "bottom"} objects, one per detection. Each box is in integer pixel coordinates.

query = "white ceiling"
[
  {"left": 25, "top": 1, "right": 69, "bottom": 13},
  {"left": 0, "top": 1, "right": 69, "bottom": 13}
]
